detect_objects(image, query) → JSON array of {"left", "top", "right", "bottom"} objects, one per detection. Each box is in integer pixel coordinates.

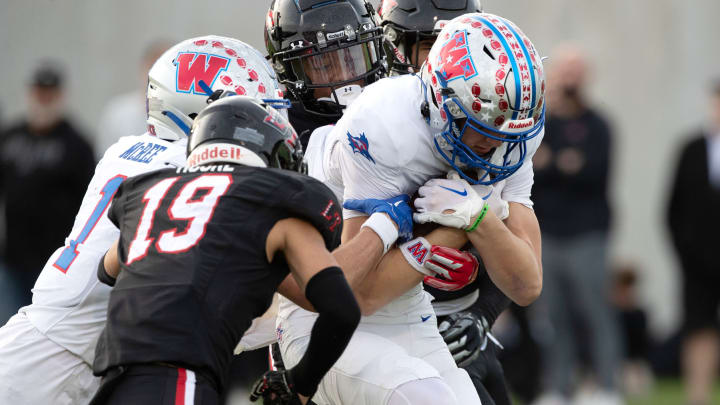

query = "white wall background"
[{"left": 1, "top": 0, "right": 719, "bottom": 338}]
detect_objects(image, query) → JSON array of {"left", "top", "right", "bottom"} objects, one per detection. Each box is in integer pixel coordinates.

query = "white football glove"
[
  {"left": 473, "top": 184, "right": 509, "bottom": 221},
  {"left": 413, "top": 177, "right": 486, "bottom": 229},
  {"left": 447, "top": 171, "right": 509, "bottom": 222}
]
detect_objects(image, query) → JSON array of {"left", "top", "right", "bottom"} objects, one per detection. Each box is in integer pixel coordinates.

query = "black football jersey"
[
  {"left": 288, "top": 100, "right": 340, "bottom": 150},
  {"left": 93, "top": 163, "right": 342, "bottom": 389}
]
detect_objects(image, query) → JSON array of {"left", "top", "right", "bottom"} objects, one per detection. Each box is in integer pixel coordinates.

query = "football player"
[
  {"left": 90, "top": 95, "right": 403, "bottom": 405},
  {"left": 0, "top": 36, "right": 284, "bottom": 404},
  {"left": 276, "top": 12, "right": 545, "bottom": 405},
  {"left": 378, "top": 0, "right": 483, "bottom": 75},
  {"left": 265, "top": 0, "right": 386, "bottom": 148},
  {"left": 260, "top": 0, "right": 479, "bottom": 386},
  {"left": 382, "top": 2, "right": 515, "bottom": 404}
]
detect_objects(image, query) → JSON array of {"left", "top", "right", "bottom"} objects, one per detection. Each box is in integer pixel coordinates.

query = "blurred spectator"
[
  {"left": 0, "top": 62, "right": 95, "bottom": 314},
  {"left": 94, "top": 40, "right": 172, "bottom": 158},
  {"left": 531, "top": 44, "right": 622, "bottom": 405},
  {"left": 611, "top": 262, "right": 654, "bottom": 397},
  {"left": 666, "top": 79, "right": 720, "bottom": 405}
]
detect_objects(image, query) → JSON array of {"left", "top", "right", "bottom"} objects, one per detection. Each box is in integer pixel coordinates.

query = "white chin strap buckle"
[{"left": 319, "top": 84, "right": 363, "bottom": 108}]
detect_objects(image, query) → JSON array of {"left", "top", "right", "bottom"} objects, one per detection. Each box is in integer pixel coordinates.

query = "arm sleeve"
[
  {"left": 283, "top": 176, "right": 344, "bottom": 251},
  {"left": 288, "top": 266, "right": 361, "bottom": 397}
]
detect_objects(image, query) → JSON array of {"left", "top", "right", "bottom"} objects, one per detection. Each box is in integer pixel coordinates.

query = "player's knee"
[{"left": 387, "top": 377, "right": 457, "bottom": 405}]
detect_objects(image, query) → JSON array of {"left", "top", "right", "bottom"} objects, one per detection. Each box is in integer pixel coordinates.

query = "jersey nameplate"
[
  {"left": 176, "top": 165, "right": 235, "bottom": 174},
  {"left": 119, "top": 142, "right": 168, "bottom": 163}
]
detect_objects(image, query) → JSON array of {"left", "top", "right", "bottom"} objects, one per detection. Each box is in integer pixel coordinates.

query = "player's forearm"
[
  {"left": 332, "top": 227, "right": 385, "bottom": 289},
  {"left": 104, "top": 239, "right": 121, "bottom": 278},
  {"left": 332, "top": 227, "right": 386, "bottom": 315},
  {"left": 356, "top": 226, "right": 467, "bottom": 314},
  {"left": 467, "top": 212, "right": 542, "bottom": 306}
]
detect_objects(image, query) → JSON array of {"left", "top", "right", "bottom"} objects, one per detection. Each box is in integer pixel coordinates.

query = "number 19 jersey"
[
  {"left": 93, "top": 164, "right": 342, "bottom": 390},
  {"left": 22, "top": 133, "right": 187, "bottom": 364}
]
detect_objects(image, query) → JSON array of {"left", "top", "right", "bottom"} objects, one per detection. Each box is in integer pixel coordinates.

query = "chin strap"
[{"left": 161, "top": 110, "right": 191, "bottom": 135}]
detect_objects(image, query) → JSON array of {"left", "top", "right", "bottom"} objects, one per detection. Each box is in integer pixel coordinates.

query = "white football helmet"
[
  {"left": 421, "top": 13, "right": 545, "bottom": 184},
  {"left": 147, "top": 35, "right": 286, "bottom": 141}
]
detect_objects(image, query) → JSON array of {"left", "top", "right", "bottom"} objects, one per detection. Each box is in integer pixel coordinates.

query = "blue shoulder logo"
[{"left": 347, "top": 131, "right": 375, "bottom": 164}]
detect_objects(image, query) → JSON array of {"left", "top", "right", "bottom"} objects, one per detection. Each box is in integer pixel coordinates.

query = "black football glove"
[
  {"left": 439, "top": 311, "right": 501, "bottom": 368},
  {"left": 249, "top": 370, "right": 302, "bottom": 405}
]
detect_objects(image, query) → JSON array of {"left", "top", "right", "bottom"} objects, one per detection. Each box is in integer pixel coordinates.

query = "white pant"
[
  {"left": 0, "top": 312, "right": 100, "bottom": 404},
  {"left": 277, "top": 291, "right": 480, "bottom": 405}
]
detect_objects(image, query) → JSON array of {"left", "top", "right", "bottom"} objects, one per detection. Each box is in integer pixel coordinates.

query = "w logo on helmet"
[
  {"left": 437, "top": 30, "right": 477, "bottom": 82},
  {"left": 175, "top": 52, "right": 230, "bottom": 95}
]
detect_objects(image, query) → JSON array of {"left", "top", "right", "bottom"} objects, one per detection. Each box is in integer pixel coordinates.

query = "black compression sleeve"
[
  {"left": 96, "top": 254, "right": 116, "bottom": 287},
  {"left": 470, "top": 271, "right": 511, "bottom": 326},
  {"left": 289, "top": 266, "right": 360, "bottom": 397}
]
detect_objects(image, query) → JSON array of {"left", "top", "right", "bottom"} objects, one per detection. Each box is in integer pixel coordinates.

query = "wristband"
[
  {"left": 361, "top": 212, "right": 399, "bottom": 254},
  {"left": 465, "top": 202, "right": 489, "bottom": 233},
  {"left": 399, "top": 237, "right": 435, "bottom": 276}
]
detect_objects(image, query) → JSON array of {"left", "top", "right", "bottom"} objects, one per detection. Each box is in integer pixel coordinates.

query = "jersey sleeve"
[
  {"left": 328, "top": 110, "right": 407, "bottom": 219},
  {"left": 284, "top": 176, "right": 343, "bottom": 251},
  {"left": 501, "top": 128, "right": 545, "bottom": 208},
  {"left": 107, "top": 180, "right": 128, "bottom": 229}
]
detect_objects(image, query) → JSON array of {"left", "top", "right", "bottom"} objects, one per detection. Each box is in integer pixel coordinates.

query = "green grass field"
[{"left": 626, "top": 379, "right": 720, "bottom": 405}]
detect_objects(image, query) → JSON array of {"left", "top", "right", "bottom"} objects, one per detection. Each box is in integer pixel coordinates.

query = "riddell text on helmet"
[{"left": 187, "top": 145, "right": 246, "bottom": 167}]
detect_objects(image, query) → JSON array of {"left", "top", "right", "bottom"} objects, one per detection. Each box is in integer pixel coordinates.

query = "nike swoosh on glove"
[
  {"left": 448, "top": 171, "right": 509, "bottom": 221},
  {"left": 343, "top": 195, "right": 414, "bottom": 242},
  {"left": 413, "top": 178, "right": 486, "bottom": 229}
]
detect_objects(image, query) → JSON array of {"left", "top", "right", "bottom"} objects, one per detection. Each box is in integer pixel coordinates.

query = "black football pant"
[{"left": 89, "top": 364, "right": 219, "bottom": 405}]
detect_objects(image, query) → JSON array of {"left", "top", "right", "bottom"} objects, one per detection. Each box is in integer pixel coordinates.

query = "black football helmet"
[
  {"left": 265, "top": 0, "right": 386, "bottom": 117},
  {"left": 187, "top": 95, "right": 305, "bottom": 173},
  {"left": 379, "top": 0, "right": 482, "bottom": 75}
]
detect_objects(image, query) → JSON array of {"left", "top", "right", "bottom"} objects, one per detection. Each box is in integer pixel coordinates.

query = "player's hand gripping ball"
[
  {"left": 250, "top": 370, "right": 303, "bottom": 405},
  {"left": 413, "top": 178, "right": 487, "bottom": 229},
  {"left": 423, "top": 246, "right": 479, "bottom": 291}
]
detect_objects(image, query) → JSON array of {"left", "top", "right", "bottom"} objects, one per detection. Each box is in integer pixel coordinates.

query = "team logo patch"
[
  {"left": 405, "top": 241, "right": 428, "bottom": 264},
  {"left": 437, "top": 30, "right": 478, "bottom": 82},
  {"left": 347, "top": 132, "right": 375, "bottom": 164},
  {"left": 175, "top": 52, "right": 230, "bottom": 95}
]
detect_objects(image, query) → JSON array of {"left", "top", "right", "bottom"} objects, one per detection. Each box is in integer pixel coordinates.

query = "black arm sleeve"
[
  {"left": 288, "top": 267, "right": 361, "bottom": 397},
  {"left": 469, "top": 271, "right": 511, "bottom": 326},
  {"left": 96, "top": 253, "right": 116, "bottom": 287}
]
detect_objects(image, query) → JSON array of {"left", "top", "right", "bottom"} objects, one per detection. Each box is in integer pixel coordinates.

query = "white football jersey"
[
  {"left": 23, "top": 133, "right": 187, "bottom": 364},
  {"left": 278, "top": 74, "right": 543, "bottom": 325}
]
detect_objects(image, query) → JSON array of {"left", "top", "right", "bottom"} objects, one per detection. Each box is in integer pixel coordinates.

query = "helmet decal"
[
  {"left": 147, "top": 35, "right": 285, "bottom": 142},
  {"left": 174, "top": 53, "right": 230, "bottom": 95},
  {"left": 436, "top": 30, "right": 477, "bottom": 82}
]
